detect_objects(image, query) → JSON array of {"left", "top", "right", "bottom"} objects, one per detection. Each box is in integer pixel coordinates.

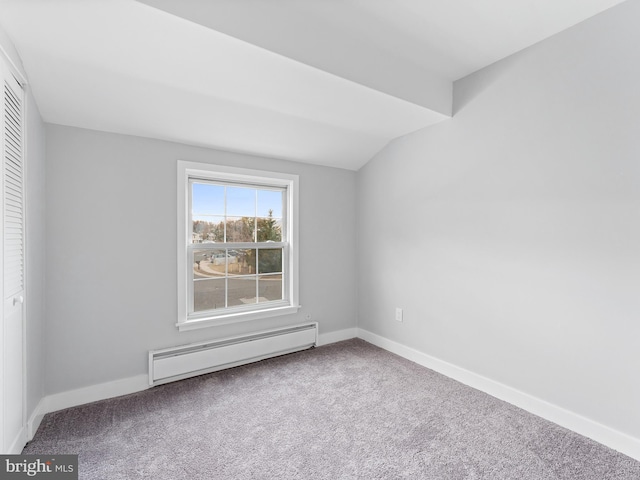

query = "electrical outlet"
[{"left": 395, "top": 307, "right": 403, "bottom": 322}]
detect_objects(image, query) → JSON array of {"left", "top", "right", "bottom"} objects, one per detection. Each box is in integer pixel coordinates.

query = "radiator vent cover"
[{"left": 149, "top": 322, "right": 317, "bottom": 386}]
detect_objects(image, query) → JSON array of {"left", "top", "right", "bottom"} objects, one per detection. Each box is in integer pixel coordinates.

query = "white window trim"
[{"left": 177, "top": 160, "right": 300, "bottom": 332}]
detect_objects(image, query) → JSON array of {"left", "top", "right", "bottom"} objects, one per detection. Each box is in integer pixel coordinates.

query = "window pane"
[
  {"left": 226, "top": 216, "right": 255, "bottom": 242},
  {"left": 257, "top": 216, "right": 282, "bottom": 242},
  {"left": 193, "top": 278, "right": 226, "bottom": 311},
  {"left": 192, "top": 217, "right": 224, "bottom": 244},
  {"left": 258, "top": 248, "right": 282, "bottom": 274},
  {"left": 228, "top": 277, "right": 257, "bottom": 307},
  {"left": 257, "top": 189, "right": 283, "bottom": 218},
  {"left": 193, "top": 249, "right": 226, "bottom": 277},
  {"left": 192, "top": 183, "right": 225, "bottom": 216},
  {"left": 227, "top": 187, "right": 256, "bottom": 217},
  {"left": 259, "top": 275, "right": 282, "bottom": 302},
  {"left": 230, "top": 248, "right": 256, "bottom": 276},
  {"left": 225, "top": 249, "right": 240, "bottom": 275}
]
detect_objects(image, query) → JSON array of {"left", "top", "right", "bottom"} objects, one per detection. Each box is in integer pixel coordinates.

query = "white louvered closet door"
[{"left": 1, "top": 63, "right": 25, "bottom": 454}]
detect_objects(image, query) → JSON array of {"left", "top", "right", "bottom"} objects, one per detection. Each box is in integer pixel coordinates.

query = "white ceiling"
[{"left": 0, "top": 0, "right": 628, "bottom": 170}]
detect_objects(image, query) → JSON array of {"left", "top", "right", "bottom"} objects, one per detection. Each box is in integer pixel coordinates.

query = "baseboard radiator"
[{"left": 148, "top": 322, "right": 318, "bottom": 386}]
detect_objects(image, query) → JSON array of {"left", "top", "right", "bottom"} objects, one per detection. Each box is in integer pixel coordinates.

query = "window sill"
[{"left": 177, "top": 304, "right": 302, "bottom": 332}]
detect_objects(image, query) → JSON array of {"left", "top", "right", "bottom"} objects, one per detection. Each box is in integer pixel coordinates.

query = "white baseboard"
[
  {"left": 45, "top": 374, "right": 149, "bottom": 414},
  {"left": 27, "top": 398, "right": 47, "bottom": 442},
  {"left": 7, "top": 426, "right": 27, "bottom": 454},
  {"left": 318, "top": 327, "right": 358, "bottom": 346},
  {"left": 26, "top": 375, "right": 148, "bottom": 443},
  {"left": 357, "top": 328, "right": 640, "bottom": 462},
  {"left": 29, "top": 374, "right": 149, "bottom": 434}
]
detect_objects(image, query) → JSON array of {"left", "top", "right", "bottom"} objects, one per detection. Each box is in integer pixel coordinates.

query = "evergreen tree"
[{"left": 256, "top": 210, "right": 282, "bottom": 274}]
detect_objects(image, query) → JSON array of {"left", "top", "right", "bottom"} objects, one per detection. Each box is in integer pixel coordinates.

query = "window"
[{"left": 177, "top": 161, "right": 299, "bottom": 331}]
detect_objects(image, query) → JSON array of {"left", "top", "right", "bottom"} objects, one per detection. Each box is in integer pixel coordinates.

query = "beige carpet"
[{"left": 24, "top": 339, "right": 640, "bottom": 479}]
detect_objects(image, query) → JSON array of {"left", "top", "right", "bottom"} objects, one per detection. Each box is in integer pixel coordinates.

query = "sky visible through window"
[{"left": 192, "top": 183, "right": 283, "bottom": 221}]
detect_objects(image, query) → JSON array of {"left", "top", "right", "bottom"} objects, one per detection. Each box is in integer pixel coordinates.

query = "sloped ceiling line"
[{"left": 0, "top": 0, "right": 627, "bottom": 170}]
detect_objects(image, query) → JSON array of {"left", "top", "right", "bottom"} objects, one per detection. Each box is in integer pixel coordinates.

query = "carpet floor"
[{"left": 24, "top": 339, "right": 640, "bottom": 479}]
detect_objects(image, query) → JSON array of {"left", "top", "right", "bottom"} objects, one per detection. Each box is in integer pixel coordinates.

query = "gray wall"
[
  {"left": 357, "top": 0, "right": 640, "bottom": 440},
  {"left": 45, "top": 125, "right": 357, "bottom": 394}
]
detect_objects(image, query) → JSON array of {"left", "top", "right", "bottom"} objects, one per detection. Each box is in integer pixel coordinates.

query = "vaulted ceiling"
[{"left": 0, "top": 0, "right": 627, "bottom": 170}]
